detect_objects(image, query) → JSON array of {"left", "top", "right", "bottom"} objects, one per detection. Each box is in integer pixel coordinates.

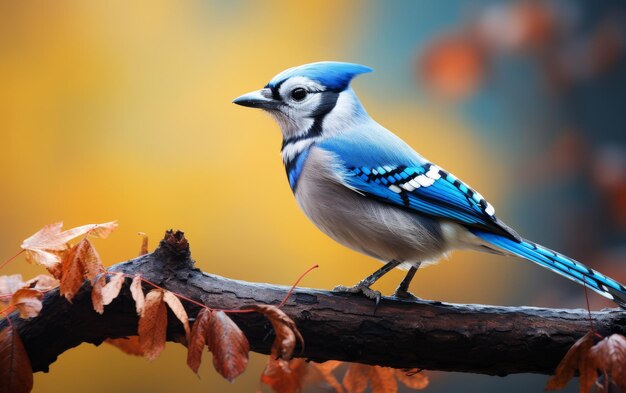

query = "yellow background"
[{"left": 0, "top": 1, "right": 575, "bottom": 392}]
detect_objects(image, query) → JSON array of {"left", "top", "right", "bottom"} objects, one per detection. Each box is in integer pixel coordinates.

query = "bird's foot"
[
  {"left": 392, "top": 288, "right": 420, "bottom": 300},
  {"left": 333, "top": 283, "right": 382, "bottom": 304}
]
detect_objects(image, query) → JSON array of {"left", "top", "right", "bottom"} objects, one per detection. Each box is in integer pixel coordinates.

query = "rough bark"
[{"left": 2, "top": 230, "right": 625, "bottom": 376}]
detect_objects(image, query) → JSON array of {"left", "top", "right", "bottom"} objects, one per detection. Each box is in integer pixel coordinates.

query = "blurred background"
[{"left": 1, "top": 0, "right": 625, "bottom": 392}]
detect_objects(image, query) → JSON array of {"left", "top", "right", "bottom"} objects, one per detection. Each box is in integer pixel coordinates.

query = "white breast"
[{"left": 294, "top": 147, "right": 451, "bottom": 266}]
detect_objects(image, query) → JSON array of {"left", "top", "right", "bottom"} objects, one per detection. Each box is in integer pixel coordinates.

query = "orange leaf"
[
  {"left": 138, "top": 232, "right": 149, "bottom": 256},
  {"left": 100, "top": 273, "right": 124, "bottom": 306},
  {"left": 261, "top": 357, "right": 308, "bottom": 393},
  {"left": 163, "top": 291, "right": 190, "bottom": 340},
  {"left": 187, "top": 308, "right": 211, "bottom": 374},
  {"left": 58, "top": 246, "right": 82, "bottom": 302},
  {"left": 105, "top": 337, "right": 144, "bottom": 357},
  {"left": 57, "top": 221, "right": 118, "bottom": 241},
  {"left": 138, "top": 289, "right": 167, "bottom": 361},
  {"left": 91, "top": 273, "right": 125, "bottom": 314},
  {"left": 312, "top": 361, "right": 344, "bottom": 393},
  {"left": 20, "top": 221, "right": 117, "bottom": 274},
  {"left": 589, "top": 334, "right": 626, "bottom": 392},
  {"left": 130, "top": 276, "right": 145, "bottom": 316},
  {"left": 395, "top": 369, "right": 429, "bottom": 390},
  {"left": 74, "top": 239, "right": 105, "bottom": 283},
  {"left": 207, "top": 310, "right": 249, "bottom": 382},
  {"left": 369, "top": 366, "right": 397, "bottom": 393},
  {"left": 10, "top": 289, "right": 43, "bottom": 319},
  {"left": 546, "top": 331, "right": 596, "bottom": 391},
  {"left": 251, "top": 305, "right": 303, "bottom": 360},
  {"left": 0, "top": 275, "right": 26, "bottom": 307},
  {"left": 23, "top": 275, "right": 59, "bottom": 291},
  {"left": 60, "top": 239, "right": 105, "bottom": 302},
  {"left": 0, "top": 326, "right": 33, "bottom": 393},
  {"left": 343, "top": 363, "right": 371, "bottom": 393}
]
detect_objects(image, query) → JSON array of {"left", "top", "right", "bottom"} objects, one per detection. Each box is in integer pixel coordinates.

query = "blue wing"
[{"left": 318, "top": 132, "right": 519, "bottom": 239}]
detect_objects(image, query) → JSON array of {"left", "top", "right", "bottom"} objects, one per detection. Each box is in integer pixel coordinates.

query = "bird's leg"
[
  {"left": 393, "top": 263, "right": 421, "bottom": 300},
  {"left": 333, "top": 260, "right": 402, "bottom": 303}
]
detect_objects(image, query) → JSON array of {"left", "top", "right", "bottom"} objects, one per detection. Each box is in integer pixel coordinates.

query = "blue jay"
[{"left": 233, "top": 61, "right": 626, "bottom": 307}]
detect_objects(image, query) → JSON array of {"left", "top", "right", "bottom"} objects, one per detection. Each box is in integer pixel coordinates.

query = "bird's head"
[{"left": 233, "top": 61, "right": 372, "bottom": 142}]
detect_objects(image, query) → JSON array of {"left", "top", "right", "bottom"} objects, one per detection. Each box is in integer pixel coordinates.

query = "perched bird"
[{"left": 233, "top": 61, "right": 626, "bottom": 307}]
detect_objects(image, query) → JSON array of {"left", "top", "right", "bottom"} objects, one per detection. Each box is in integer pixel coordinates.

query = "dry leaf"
[
  {"left": 20, "top": 221, "right": 117, "bottom": 275},
  {"left": 0, "top": 327, "right": 33, "bottom": 393},
  {"left": 138, "top": 289, "right": 167, "bottom": 361},
  {"left": 138, "top": 232, "right": 149, "bottom": 255},
  {"left": 69, "top": 221, "right": 118, "bottom": 239},
  {"left": 251, "top": 305, "right": 303, "bottom": 360},
  {"left": 74, "top": 239, "right": 106, "bottom": 283},
  {"left": 187, "top": 308, "right": 211, "bottom": 374},
  {"left": 24, "top": 275, "right": 59, "bottom": 291},
  {"left": 0, "top": 275, "right": 25, "bottom": 307},
  {"left": 589, "top": 334, "right": 626, "bottom": 392},
  {"left": 312, "top": 361, "right": 344, "bottom": 393},
  {"left": 261, "top": 357, "right": 308, "bottom": 393},
  {"left": 207, "top": 310, "right": 249, "bottom": 382},
  {"left": 91, "top": 273, "right": 124, "bottom": 314},
  {"left": 10, "top": 289, "right": 43, "bottom": 319},
  {"left": 130, "top": 276, "right": 145, "bottom": 316},
  {"left": 59, "top": 245, "right": 82, "bottom": 301},
  {"left": 343, "top": 363, "right": 371, "bottom": 393},
  {"left": 60, "top": 239, "right": 105, "bottom": 302},
  {"left": 105, "top": 337, "right": 144, "bottom": 356},
  {"left": 395, "top": 369, "right": 429, "bottom": 390},
  {"left": 546, "top": 331, "right": 596, "bottom": 392},
  {"left": 369, "top": 366, "right": 397, "bottom": 393},
  {"left": 163, "top": 291, "right": 190, "bottom": 339}
]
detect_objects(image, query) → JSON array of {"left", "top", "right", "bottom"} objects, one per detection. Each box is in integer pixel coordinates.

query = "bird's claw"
[
  {"left": 392, "top": 288, "right": 420, "bottom": 300},
  {"left": 333, "top": 284, "right": 382, "bottom": 304}
]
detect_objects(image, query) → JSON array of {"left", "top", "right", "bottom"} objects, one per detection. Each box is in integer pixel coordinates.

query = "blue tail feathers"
[{"left": 470, "top": 229, "right": 626, "bottom": 308}]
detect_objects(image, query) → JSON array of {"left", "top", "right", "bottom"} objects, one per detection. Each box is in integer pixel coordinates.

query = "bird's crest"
[{"left": 267, "top": 61, "right": 373, "bottom": 91}]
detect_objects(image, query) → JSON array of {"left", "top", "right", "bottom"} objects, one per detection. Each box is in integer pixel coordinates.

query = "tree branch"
[{"left": 2, "top": 230, "right": 625, "bottom": 376}]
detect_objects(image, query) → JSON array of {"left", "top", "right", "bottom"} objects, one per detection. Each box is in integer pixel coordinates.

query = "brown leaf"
[
  {"left": 0, "top": 326, "right": 33, "bottom": 393},
  {"left": 343, "top": 363, "right": 371, "bottom": 393},
  {"left": 0, "top": 275, "right": 25, "bottom": 307},
  {"left": 75, "top": 239, "right": 106, "bottom": 283},
  {"left": 138, "top": 232, "right": 149, "bottom": 255},
  {"left": 207, "top": 310, "right": 249, "bottom": 382},
  {"left": 91, "top": 273, "right": 124, "bottom": 314},
  {"left": 24, "top": 275, "right": 59, "bottom": 291},
  {"left": 546, "top": 331, "right": 596, "bottom": 391},
  {"left": 187, "top": 308, "right": 211, "bottom": 374},
  {"left": 589, "top": 334, "right": 626, "bottom": 392},
  {"left": 105, "top": 336, "right": 144, "bottom": 356},
  {"left": 163, "top": 290, "right": 190, "bottom": 340},
  {"left": 60, "top": 239, "right": 105, "bottom": 302},
  {"left": 130, "top": 275, "right": 145, "bottom": 316},
  {"left": 312, "top": 361, "right": 344, "bottom": 393},
  {"left": 261, "top": 357, "right": 308, "bottom": 393},
  {"left": 58, "top": 221, "right": 118, "bottom": 241},
  {"left": 369, "top": 366, "right": 397, "bottom": 393},
  {"left": 251, "top": 305, "right": 303, "bottom": 360},
  {"left": 91, "top": 275, "right": 106, "bottom": 314},
  {"left": 138, "top": 289, "right": 167, "bottom": 361},
  {"left": 59, "top": 245, "right": 82, "bottom": 302},
  {"left": 100, "top": 273, "right": 125, "bottom": 306},
  {"left": 395, "top": 369, "right": 429, "bottom": 390},
  {"left": 10, "top": 289, "right": 43, "bottom": 319},
  {"left": 20, "top": 221, "right": 117, "bottom": 274}
]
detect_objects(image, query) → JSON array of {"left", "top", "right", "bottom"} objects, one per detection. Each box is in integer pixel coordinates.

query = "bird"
[{"left": 233, "top": 61, "right": 626, "bottom": 308}]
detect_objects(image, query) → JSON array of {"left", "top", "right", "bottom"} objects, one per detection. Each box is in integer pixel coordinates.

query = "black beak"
[{"left": 232, "top": 88, "right": 281, "bottom": 109}]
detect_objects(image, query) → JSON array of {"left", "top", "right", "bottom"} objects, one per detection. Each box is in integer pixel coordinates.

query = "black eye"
[{"left": 290, "top": 88, "right": 307, "bottom": 101}]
